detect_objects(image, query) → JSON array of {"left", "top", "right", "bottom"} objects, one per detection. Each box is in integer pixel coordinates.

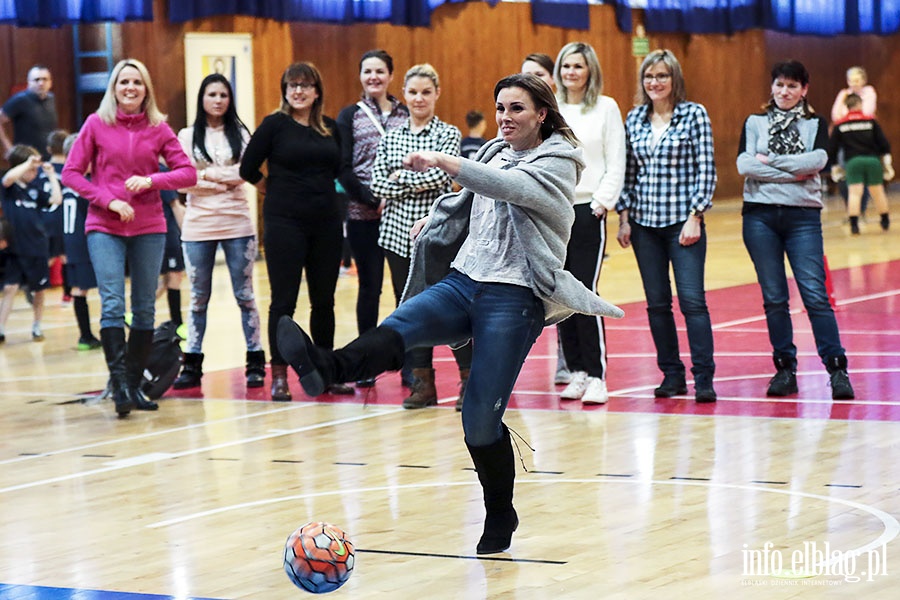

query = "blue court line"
[{"left": 0, "top": 584, "right": 223, "bottom": 600}]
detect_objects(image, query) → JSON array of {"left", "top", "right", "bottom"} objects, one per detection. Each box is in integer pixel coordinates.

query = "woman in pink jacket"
[{"left": 62, "top": 59, "right": 196, "bottom": 418}]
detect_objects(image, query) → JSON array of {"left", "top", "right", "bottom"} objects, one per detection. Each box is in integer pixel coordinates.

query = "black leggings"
[{"left": 265, "top": 215, "right": 343, "bottom": 364}]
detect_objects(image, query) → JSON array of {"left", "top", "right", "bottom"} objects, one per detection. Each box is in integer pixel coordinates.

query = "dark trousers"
[
  {"left": 345, "top": 219, "right": 384, "bottom": 335},
  {"left": 384, "top": 248, "right": 472, "bottom": 371},
  {"left": 557, "top": 204, "right": 608, "bottom": 379},
  {"left": 265, "top": 214, "right": 342, "bottom": 364}
]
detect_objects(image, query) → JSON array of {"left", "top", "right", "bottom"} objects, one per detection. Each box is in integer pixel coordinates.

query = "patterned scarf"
[{"left": 768, "top": 104, "right": 807, "bottom": 155}]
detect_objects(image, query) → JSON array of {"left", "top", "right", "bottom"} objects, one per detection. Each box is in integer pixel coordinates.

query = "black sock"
[
  {"left": 73, "top": 296, "right": 92, "bottom": 339},
  {"left": 167, "top": 288, "right": 182, "bottom": 326}
]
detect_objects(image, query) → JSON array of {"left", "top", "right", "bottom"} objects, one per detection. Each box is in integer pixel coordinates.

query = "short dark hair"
[
  {"left": 47, "top": 129, "right": 69, "bottom": 156},
  {"left": 359, "top": 49, "right": 394, "bottom": 74},
  {"left": 844, "top": 92, "right": 862, "bottom": 110},
  {"left": 7, "top": 144, "right": 39, "bottom": 168},
  {"left": 465, "top": 110, "right": 484, "bottom": 129},
  {"left": 771, "top": 60, "right": 809, "bottom": 86}
]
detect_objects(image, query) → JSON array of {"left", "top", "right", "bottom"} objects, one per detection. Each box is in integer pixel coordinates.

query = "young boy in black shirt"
[{"left": 0, "top": 144, "right": 61, "bottom": 342}]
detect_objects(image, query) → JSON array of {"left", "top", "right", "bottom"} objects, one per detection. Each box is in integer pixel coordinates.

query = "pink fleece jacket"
[{"left": 62, "top": 109, "right": 197, "bottom": 236}]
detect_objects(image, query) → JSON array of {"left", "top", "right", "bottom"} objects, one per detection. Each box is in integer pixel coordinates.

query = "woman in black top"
[{"left": 241, "top": 62, "right": 351, "bottom": 400}]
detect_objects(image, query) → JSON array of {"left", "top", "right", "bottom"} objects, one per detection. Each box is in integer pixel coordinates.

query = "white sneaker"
[
  {"left": 560, "top": 371, "right": 588, "bottom": 400},
  {"left": 581, "top": 377, "right": 608, "bottom": 405}
]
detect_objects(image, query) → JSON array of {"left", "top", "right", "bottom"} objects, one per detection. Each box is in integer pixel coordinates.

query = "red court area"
[{"left": 172, "top": 260, "right": 900, "bottom": 423}]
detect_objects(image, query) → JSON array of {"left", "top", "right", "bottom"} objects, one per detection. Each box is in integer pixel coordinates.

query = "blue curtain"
[
  {"left": 531, "top": 0, "right": 590, "bottom": 30},
  {"left": 643, "top": 1, "right": 900, "bottom": 35},
  {"left": 0, "top": 0, "right": 152, "bottom": 27},
  {"left": 168, "top": 0, "right": 441, "bottom": 24}
]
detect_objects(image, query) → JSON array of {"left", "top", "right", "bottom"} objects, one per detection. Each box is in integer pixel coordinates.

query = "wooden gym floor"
[{"left": 1, "top": 192, "right": 899, "bottom": 599}]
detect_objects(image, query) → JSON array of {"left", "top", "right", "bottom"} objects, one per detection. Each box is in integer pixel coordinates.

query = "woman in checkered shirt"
[
  {"left": 616, "top": 49, "right": 718, "bottom": 404},
  {"left": 370, "top": 63, "right": 473, "bottom": 411}
]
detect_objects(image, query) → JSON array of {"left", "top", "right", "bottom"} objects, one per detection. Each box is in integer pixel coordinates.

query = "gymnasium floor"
[{"left": 1, "top": 194, "right": 898, "bottom": 599}]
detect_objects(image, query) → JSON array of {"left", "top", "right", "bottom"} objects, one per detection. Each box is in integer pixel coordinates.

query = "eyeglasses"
[
  {"left": 643, "top": 73, "right": 672, "bottom": 83},
  {"left": 287, "top": 82, "right": 315, "bottom": 91}
]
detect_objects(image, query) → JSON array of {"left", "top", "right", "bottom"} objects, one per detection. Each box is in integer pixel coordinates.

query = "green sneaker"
[{"left": 77, "top": 336, "right": 102, "bottom": 351}]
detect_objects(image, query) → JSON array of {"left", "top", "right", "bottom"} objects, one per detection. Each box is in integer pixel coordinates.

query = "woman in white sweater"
[
  {"left": 173, "top": 73, "right": 265, "bottom": 390},
  {"left": 553, "top": 41, "right": 626, "bottom": 405}
]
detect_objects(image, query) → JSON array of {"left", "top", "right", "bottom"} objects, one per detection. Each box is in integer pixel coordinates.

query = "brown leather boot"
[
  {"left": 402, "top": 368, "right": 437, "bottom": 409},
  {"left": 271, "top": 364, "right": 292, "bottom": 401},
  {"left": 455, "top": 368, "right": 470, "bottom": 412}
]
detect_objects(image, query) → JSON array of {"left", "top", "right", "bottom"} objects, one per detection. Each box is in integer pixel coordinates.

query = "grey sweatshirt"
[
  {"left": 403, "top": 132, "right": 625, "bottom": 325},
  {"left": 736, "top": 113, "right": 829, "bottom": 208}
]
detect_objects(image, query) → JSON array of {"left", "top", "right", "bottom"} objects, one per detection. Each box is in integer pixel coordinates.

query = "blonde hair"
[
  {"left": 554, "top": 42, "right": 604, "bottom": 112},
  {"left": 97, "top": 59, "right": 166, "bottom": 126},
  {"left": 404, "top": 63, "right": 440, "bottom": 90}
]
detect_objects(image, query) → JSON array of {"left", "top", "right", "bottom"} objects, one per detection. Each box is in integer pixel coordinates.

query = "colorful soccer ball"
[{"left": 284, "top": 521, "right": 355, "bottom": 593}]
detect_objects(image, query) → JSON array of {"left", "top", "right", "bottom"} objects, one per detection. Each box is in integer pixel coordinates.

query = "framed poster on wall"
[{"left": 183, "top": 33, "right": 258, "bottom": 232}]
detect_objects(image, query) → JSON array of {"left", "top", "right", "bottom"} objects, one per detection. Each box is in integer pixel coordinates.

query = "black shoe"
[
  {"left": 695, "top": 385, "right": 717, "bottom": 403},
  {"left": 326, "top": 382, "right": 355, "bottom": 395},
  {"left": 829, "top": 370, "right": 855, "bottom": 400},
  {"left": 766, "top": 369, "right": 798, "bottom": 396},
  {"left": 654, "top": 374, "right": 687, "bottom": 398},
  {"left": 356, "top": 377, "right": 376, "bottom": 388},
  {"left": 245, "top": 350, "right": 266, "bottom": 388},
  {"left": 850, "top": 216, "right": 860, "bottom": 235},
  {"left": 477, "top": 509, "right": 519, "bottom": 555},
  {"left": 277, "top": 316, "right": 326, "bottom": 397},
  {"left": 173, "top": 352, "right": 203, "bottom": 390}
]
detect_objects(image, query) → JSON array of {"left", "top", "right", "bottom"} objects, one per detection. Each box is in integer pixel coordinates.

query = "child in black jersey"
[{"left": 0, "top": 144, "right": 61, "bottom": 342}]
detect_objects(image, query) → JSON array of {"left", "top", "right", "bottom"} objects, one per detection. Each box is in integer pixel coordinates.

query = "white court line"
[
  {"left": 1, "top": 403, "right": 342, "bottom": 466},
  {"left": 714, "top": 288, "right": 900, "bottom": 330},
  {"left": 147, "top": 477, "right": 899, "bottom": 570},
  {"left": 0, "top": 407, "right": 402, "bottom": 494}
]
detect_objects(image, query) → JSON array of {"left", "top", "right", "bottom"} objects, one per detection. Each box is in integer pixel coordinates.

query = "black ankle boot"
[
  {"left": 466, "top": 425, "right": 518, "bottom": 555},
  {"left": 881, "top": 213, "right": 890, "bottom": 231},
  {"left": 126, "top": 328, "right": 158, "bottom": 410},
  {"left": 173, "top": 352, "right": 204, "bottom": 389},
  {"left": 766, "top": 356, "right": 798, "bottom": 396},
  {"left": 825, "top": 355, "right": 855, "bottom": 400},
  {"left": 100, "top": 327, "right": 132, "bottom": 417},
  {"left": 654, "top": 373, "right": 687, "bottom": 398},
  {"left": 245, "top": 350, "right": 266, "bottom": 388},
  {"left": 277, "top": 316, "right": 404, "bottom": 397}
]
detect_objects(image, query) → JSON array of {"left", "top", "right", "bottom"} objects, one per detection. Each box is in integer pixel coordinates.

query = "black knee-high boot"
[
  {"left": 276, "top": 316, "right": 405, "bottom": 397},
  {"left": 100, "top": 327, "right": 133, "bottom": 417},
  {"left": 125, "top": 328, "right": 159, "bottom": 411},
  {"left": 466, "top": 424, "right": 518, "bottom": 555}
]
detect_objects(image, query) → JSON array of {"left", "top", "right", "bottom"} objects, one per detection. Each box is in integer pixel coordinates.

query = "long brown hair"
[{"left": 278, "top": 62, "right": 331, "bottom": 137}]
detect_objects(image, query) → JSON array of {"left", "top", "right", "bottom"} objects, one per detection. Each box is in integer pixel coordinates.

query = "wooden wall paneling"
[{"left": 0, "top": 25, "right": 75, "bottom": 137}]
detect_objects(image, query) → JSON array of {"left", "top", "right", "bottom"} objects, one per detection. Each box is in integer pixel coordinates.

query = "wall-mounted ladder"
[{"left": 73, "top": 22, "right": 115, "bottom": 126}]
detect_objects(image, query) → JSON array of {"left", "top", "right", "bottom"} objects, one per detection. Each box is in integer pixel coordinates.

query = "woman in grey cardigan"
[
  {"left": 737, "top": 60, "right": 854, "bottom": 400},
  {"left": 276, "top": 73, "right": 623, "bottom": 556}
]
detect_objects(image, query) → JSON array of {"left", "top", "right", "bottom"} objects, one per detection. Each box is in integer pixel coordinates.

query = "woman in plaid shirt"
[
  {"left": 370, "top": 63, "right": 473, "bottom": 410},
  {"left": 616, "top": 49, "right": 718, "bottom": 403}
]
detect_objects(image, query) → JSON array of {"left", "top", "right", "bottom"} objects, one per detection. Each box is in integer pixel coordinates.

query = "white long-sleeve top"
[{"left": 558, "top": 95, "right": 626, "bottom": 212}]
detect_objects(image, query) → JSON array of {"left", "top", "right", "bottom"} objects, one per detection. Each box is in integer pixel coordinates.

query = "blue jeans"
[
  {"left": 382, "top": 271, "right": 544, "bottom": 446},
  {"left": 630, "top": 220, "right": 715, "bottom": 384},
  {"left": 182, "top": 236, "right": 262, "bottom": 354},
  {"left": 742, "top": 204, "right": 845, "bottom": 363},
  {"left": 87, "top": 232, "right": 165, "bottom": 330}
]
